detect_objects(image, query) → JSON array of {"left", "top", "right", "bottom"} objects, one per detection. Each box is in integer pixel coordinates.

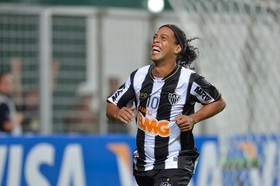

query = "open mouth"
[{"left": 152, "top": 47, "right": 161, "bottom": 54}]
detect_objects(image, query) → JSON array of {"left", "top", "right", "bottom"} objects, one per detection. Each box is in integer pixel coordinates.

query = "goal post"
[{"left": 168, "top": 0, "right": 280, "bottom": 185}]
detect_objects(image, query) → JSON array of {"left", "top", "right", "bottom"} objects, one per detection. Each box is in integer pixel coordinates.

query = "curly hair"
[{"left": 160, "top": 24, "right": 199, "bottom": 68}]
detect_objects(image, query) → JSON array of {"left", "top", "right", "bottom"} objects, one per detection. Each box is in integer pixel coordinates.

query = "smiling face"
[{"left": 151, "top": 26, "right": 182, "bottom": 64}]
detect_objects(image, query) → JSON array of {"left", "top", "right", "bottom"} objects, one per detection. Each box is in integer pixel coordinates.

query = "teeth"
[
  {"left": 152, "top": 49, "right": 160, "bottom": 54},
  {"left": 152, "top": 47, "right": 160, "bottom": 52}
]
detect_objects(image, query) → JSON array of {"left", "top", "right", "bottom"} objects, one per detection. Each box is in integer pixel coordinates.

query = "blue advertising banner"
[
  {"left": 0, "top": 134, "right": 137, "bottom": 186},
  {"left": 0, "top": 134, "right": 279, "bottom": 186},
  {"left": 221, "top": 135, "right": 280, "bottom": 186}
]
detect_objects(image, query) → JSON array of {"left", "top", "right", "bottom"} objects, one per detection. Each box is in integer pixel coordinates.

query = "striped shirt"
[{"left": 107, "top": 64, "right": 221, "bottom": 171}]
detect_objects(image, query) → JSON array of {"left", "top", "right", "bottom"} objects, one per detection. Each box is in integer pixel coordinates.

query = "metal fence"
[
  {"left": 1, "top": 2, "right": 278, "bottom": 136},
  {"left": 168, "top": 0, "right": 280, "bottom": 185},
  {"left": 0, "top": 5, "right": 179, "bottom": 134}
]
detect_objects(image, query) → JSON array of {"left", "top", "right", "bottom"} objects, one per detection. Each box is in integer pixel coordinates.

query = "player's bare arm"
[
  {"left": 106, "top": 103, "right": 136, "bottom": 124},
  {"left": 174, "top": 97, "right": 226, "bottom": 132}
]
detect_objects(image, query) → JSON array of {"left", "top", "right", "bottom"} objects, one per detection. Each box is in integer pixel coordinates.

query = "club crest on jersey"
[{"left": 168, "top": 92, "right": 180, "bottom": 105}]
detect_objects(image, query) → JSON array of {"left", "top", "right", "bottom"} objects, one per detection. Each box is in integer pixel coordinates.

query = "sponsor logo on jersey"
[
  {"left": 111, "top": 88, "right": 125, "bottom": 101},
  {"left": 140, "top": 92, "right": 149, "bottom": 100},
  {"left": 139, "top": 106, "right": 153, "bottom": 115},
  {"left": 168, "top": 92, "right": 181, "bottom": 105},
  {"left": 137, "top": 112, "right": 170, "bottom": 137},
  {"left": 194, "top": 86, "right": 212, "bottom": 102}
]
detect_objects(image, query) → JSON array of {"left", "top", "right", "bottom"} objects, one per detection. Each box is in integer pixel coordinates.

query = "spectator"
[
  {"left": 20, "top": 90, "right": 40, "bottom": 132},
  {"left": 10, "top": 57, "right": 60, "bottom": 133},
  {"left": 10, "top": 58, "right": 38, "bottom": 132},
  {"left": 64, "top": 82, "right": 99, "bottom": 133},
  {"left": 0, "top": 72, "right": 24, "bottom": 134}
]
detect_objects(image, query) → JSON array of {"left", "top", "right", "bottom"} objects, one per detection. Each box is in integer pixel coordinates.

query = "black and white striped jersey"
[{"left": 107, "top": 64, "right": 221, "bottom": 171}]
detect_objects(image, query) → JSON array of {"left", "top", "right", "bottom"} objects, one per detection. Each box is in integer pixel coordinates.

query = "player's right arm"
[
  {"left": 106, "top": 71, "right": 137, "bottom": 124},
  {"left": 106, "top": 103, "right": 135, "bottom": 124}
]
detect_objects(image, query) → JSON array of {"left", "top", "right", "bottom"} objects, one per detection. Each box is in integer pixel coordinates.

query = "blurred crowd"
[{"left": 0, "top": 57, "right": 129, "bottom": 135}]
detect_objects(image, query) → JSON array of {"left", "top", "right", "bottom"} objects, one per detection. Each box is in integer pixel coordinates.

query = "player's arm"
[
  {"left": 175, "top": 97, "right": 226, "bottom": 132},
  {"left": 106, "top": 102, "right": 135, "bottom": 124},
  {"left": 106, "top": 72, "right": 137, "bottom": 124},
  {"left": 175, "top": 73, "right": 226, "bottom": 132},
  {"left": 189, "top": 96, "right": 226, "bottom": 123}
]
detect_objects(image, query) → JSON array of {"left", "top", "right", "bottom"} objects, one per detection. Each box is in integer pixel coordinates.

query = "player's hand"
[
  {"left": 174, "top": 115, "right": 195, "bottom": 132},
  {"left": 114, "top": 106, "right": 136, "bottom": 124}
]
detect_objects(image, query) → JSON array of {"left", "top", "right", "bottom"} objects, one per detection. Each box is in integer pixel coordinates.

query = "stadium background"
[{"left": 0, "top": 0, "right": 280, "bottom": 185}]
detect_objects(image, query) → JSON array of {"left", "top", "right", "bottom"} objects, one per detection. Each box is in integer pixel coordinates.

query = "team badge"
[{"left": 168, "top": 92, "right": 181, "bottom": 105}]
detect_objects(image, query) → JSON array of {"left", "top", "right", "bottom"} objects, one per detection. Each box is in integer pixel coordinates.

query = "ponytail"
[
  {"left": 178, "top": 37, "right": 199, "bottom": 68},
  {"left": 160, "top": 24, "right": 199, "bottom": 68}
]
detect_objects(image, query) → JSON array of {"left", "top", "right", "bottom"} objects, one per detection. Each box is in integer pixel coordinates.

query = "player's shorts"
[{"left": 133, "top": 168, "right": 193, "bottom": 186}]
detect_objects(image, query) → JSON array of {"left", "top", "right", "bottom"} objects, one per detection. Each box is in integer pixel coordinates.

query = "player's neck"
[{"left": 152, "top": 60, "right": 177, "bottom": 78}]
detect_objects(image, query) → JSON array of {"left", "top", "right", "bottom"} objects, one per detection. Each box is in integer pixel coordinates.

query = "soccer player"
[{"left": 106, "top": 24, "right": 226, "bottom": 186}]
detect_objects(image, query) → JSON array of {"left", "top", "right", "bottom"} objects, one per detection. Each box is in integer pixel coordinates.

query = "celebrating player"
[{"left": 106, "top": 24, "right": 226, "bottom": 186}]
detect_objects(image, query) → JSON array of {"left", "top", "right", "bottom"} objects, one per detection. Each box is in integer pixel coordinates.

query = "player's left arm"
[
  {"left": 190, "top": 96, "right": 226, "bottom": 123},
  {"left": 175, "top": 73, "right": 226, "bottom": 132},
  {"left": 174, "top": 97, "right": 226, "bottom": 132},
  {"left": 175, "top": 97, "right": 226, "bottom": 132}
]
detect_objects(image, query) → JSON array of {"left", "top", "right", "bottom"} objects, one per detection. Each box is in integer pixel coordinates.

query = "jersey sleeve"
[
  {"left": 190, "top": 73, "right": 221, "bottom": 105},
  {"left": 107, "top": 71, "right": 136, "bottom": 108}
]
